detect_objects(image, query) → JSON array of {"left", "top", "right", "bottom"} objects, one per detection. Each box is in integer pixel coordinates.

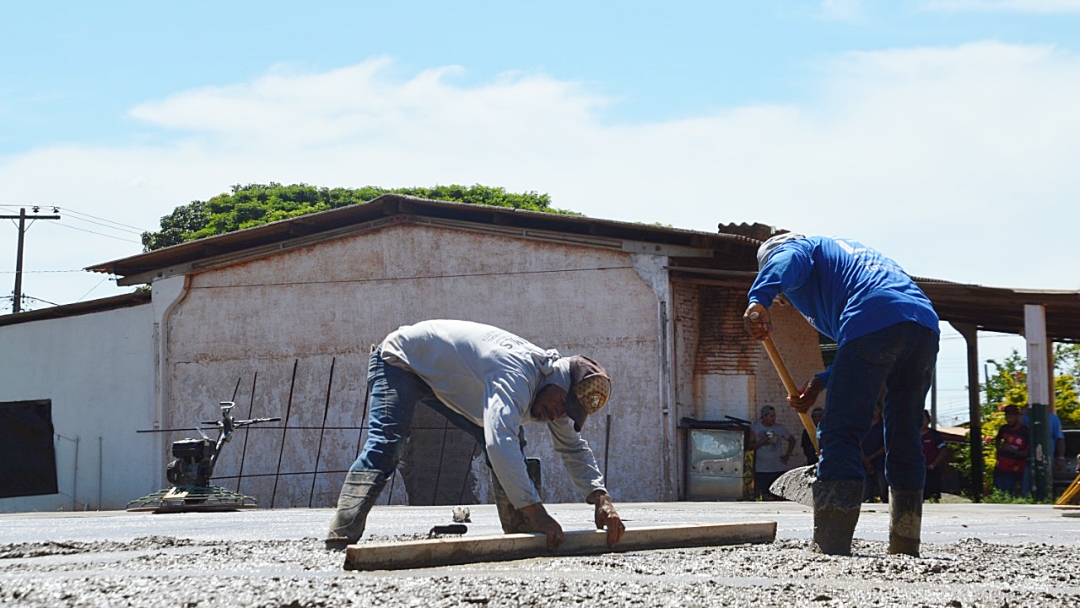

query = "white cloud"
[
  {"left": 3, "top": 41, "right": 1080, "bottom": 317},
  {"left": 128, "top": 59, "right": 608, "bottom": 151},
  {"left": 922, "top": 0, "right": 1080, "bottom": 12}
]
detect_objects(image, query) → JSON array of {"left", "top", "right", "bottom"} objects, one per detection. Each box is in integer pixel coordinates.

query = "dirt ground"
[{"left": 1, "top": 504, "right": 1078, "bottom": 607}]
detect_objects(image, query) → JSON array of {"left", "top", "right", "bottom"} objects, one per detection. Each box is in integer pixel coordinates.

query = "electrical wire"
[
  {"left": 45, "top": 221, "right": 143, "bottom": 245},
  {"left": 76, "top": 276, "right": 113, "bottom": 302},
  {"left": 0, "top": 269, "right": 87, "bottom": 274},
  {"left": 59, "top": 207, "right": 150, "bottom": 234}
]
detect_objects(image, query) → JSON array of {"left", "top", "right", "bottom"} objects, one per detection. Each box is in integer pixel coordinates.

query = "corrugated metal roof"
[{"left": 0, "top": 292, "right": 151, "bottom": 327}]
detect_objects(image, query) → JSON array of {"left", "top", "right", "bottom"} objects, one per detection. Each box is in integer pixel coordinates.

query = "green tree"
[
  {"left": 141, "top": 200, "right": 209, "bottom": 251},
  {"left": 141, "top": 183, "right": 571, "bottom": 251}
]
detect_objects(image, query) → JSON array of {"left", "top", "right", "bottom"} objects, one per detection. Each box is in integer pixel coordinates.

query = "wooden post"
[
  {"left": 950, "top": 322, "right": 982, "bottom": 501},
  {"left": 1025, "top": 305, "right": 1054, "bottom": 500}
]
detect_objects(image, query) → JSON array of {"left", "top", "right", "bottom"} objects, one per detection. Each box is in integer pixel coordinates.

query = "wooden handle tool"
[{"left": 751, "top": 312, "right": 819, "bottom": 453}]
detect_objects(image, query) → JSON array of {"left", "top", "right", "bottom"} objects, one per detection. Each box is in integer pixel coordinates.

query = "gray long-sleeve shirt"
[{"left": 380, "top": 320, "right": 607, "bottom": 508}]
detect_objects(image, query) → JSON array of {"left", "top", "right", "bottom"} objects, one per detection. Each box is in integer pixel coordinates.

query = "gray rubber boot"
[
  {"left": 491, "top": 473, "right": 529, "bottom": 534},
  {"left": 888, "top": 489, "right": 923, "bottom": 557},
  {"left": 811, "top": 480, "right": 864, "bottom": 556},
  {"left": 324, "top": 470, "right": 387, "bottom": 550}
]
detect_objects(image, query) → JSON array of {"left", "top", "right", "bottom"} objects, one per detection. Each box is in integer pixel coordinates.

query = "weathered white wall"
[
  {"left": 0, "top": 303, "right": 156, "bottom": 512},
  {"left": 161, "top": 223, "right": 666, "bottom": 507}
]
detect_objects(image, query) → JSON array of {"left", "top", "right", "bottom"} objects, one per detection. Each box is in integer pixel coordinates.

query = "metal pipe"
[
  {"left": 603, "top": 414, "right": 612, "bottom": 480},
  {"left": 271, "top": 359, "right": 299, "bottom": 508},
  {"left": 236, "top": 373, "right": 258, "bottom": 493},
  {"left": 310, "top": 358, "right": 336, "bottom": 508},
  {"left": 98, "top": 436, "right": 103, "bottom": 511},
  {"left": 72, "top": 435, "right": 80, "bottom": 511}
]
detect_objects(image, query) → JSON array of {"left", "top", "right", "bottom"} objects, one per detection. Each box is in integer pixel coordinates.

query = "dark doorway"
[{"left": 0, "top": 399, "right": 59, "bottom": 498}]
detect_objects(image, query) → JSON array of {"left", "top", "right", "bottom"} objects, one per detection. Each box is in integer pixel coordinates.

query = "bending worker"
[
  {"left": 325, "top": 319, "right": 626, "bottom": 551},
  {"left": 744, "top": 234, "right": 939, "bottom": 557}
]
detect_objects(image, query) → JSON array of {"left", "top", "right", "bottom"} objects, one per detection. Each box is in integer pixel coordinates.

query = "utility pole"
[{"left": 2, "top": 207, "right": 61, "bottom": 313}]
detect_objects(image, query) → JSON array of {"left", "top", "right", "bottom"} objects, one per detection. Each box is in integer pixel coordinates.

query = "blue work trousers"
[
  {"left": 351, "top": 350, "right": 487, "bottom": 473},
  {"left": 350, "top": 349, "right": 522, "bottom": 474},
  {"left": 817, "top": 322, "right": 939, "bottom": 493}
]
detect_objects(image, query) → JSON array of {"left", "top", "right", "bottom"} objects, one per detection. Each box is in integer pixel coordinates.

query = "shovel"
[{"left": 751, "top": 313, "right": 818, "bottom": 507}]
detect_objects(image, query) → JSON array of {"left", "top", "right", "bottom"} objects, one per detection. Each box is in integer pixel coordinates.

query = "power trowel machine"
[{"left": 127, "top": 402, "right": 280, "bottom": 513}]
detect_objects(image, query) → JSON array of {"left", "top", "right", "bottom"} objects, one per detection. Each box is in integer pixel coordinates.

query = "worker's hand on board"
[
  {"left": 788, "top": 375, "right": 823, "bottom": 413},
  {"left": 588, "top": 490, "right": 626, "bottom": 547},
  {"left": 520, "top": 503, "right": 565, "bottom": 551},
  {"left": 743, "top": 303, "right": 772, "bottom": 340}
]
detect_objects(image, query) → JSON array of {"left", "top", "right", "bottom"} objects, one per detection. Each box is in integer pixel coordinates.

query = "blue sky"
[{"left": 3, "top": 1, "right": 1079, "bottom": 424}]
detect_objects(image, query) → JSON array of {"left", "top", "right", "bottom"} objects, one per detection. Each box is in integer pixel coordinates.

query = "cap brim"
[{"left": 564, "top": 391, "right": 588, "bottom": 432}]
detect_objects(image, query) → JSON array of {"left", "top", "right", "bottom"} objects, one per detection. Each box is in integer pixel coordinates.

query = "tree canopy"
[{"left": 141, "top": 183, "right": 571, "bottom": 251}]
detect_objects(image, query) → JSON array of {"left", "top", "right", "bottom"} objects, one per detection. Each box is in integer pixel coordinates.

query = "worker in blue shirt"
[{"left": 745, "top": 233, "right": 939, "bottom": 557}]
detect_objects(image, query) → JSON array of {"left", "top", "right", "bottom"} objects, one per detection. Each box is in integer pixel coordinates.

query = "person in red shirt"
[{"left": 993, "top": 405, "right": 1030, "bottom": 496}]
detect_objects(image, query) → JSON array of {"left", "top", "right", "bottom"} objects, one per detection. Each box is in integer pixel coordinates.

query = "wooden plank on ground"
[{"left": 344, "top": 521, "right": 777, "bottom": 571}]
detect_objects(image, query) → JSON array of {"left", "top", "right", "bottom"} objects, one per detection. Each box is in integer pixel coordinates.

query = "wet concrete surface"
[{"left": 1, "top": 501, "right": 1079, "bottom": 607}]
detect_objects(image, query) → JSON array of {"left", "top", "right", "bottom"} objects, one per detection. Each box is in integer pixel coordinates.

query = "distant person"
[
  {"left": 1020, "top": 404, "right": 1066, "bottom": 496},
  {"left": 745, "top": 234, "right": 939, "bottom": 556},
  {"left": 749, "top": 405, "right": 796, "bottom": 501},
  {"left": 802, "top": 407, "right": 824, "bottom": 465},
  {"left": 324, "top": 320, "right": 625, "bottom": 551},
  {"left": 993, "top": 405, "right": 1029, "bottom": 496},
  {"left": 921, "top": 410, "right": 952, "bottom": 501},
  {"left": 861, "top": 404, "right": 887, "bottom": 503}
]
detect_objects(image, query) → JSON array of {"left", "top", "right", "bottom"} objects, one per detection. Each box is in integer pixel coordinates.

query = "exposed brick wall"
[
  {"left": 671, "top": 281, "right": 700, "bottom": 408},
  {"left": 695, "top": 286, "right": 758, "bottom": 375}
]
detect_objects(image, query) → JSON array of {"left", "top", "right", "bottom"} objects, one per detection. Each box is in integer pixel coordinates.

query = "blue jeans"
[
  {"left": 994, "top": 469, "right": 1023, "bottom": 496},
  {"left": 351, "top": 349, "right": 520, "bottom": 474},
  {"left": 817, "top": 322, "right": 939, "bottom": 493}
]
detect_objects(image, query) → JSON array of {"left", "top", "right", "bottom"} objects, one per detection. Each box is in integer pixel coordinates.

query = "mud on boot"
[
  {"left": 888, "top": 488, "right": 923, "bottom": 557},
  {"left": 325, "top": 470, "right": 387, "bottom": 550},
  {"left": 812, "top": 480, "right": 863, "bottom": 556}
]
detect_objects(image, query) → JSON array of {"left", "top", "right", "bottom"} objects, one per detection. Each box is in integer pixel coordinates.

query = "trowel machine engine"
[{"left": 166, "top": 437, "right": 216, "bottom": 488}]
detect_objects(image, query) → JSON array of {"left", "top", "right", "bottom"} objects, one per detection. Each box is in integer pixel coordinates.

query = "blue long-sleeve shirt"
[{"left": 748, "top": 236, "right": 939, "bottom": 381}]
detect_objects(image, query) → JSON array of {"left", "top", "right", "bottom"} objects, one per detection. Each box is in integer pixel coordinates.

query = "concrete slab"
[
  {"left": 2, "top": 502, "right": 1079, "bottom": 607},
  {"left": 1, "top": 501, "right": 1077, "bottom": 546}
]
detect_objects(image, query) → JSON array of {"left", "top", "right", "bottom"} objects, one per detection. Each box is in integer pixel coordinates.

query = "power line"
[
  {"left": 0, "top": 293, "right": 60, "bottom": 314},
  {"left": 2, "top": 203, "right": 153, "bottom": 236},
  {"left": 46, "top": 221, "right": 142, "bottom": 244},
  {"left": 75, "top": 275, "right": 113, "bottom": 302},
  {"left": 59, "top": 207, "right": 151, "bottom": 234},
  {"left": 0, "top": 269, "right": 87, "bottom": 274},
  {"left": 60, "top": 212, "right": 144, "bottom": 235}
]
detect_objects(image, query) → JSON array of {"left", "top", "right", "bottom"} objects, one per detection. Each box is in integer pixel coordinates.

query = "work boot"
[
  {"left": 811, "top": 480, "right": 863, "bottom": 556},
  {"left": 888, "top": 489, "right": 923, "bottom": 557},
  {"left": 325, "top": 470, "right": 387, "bottom": 550},
  {"left": 491, "top": 473, "right": 529, "bottom": 534}
]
